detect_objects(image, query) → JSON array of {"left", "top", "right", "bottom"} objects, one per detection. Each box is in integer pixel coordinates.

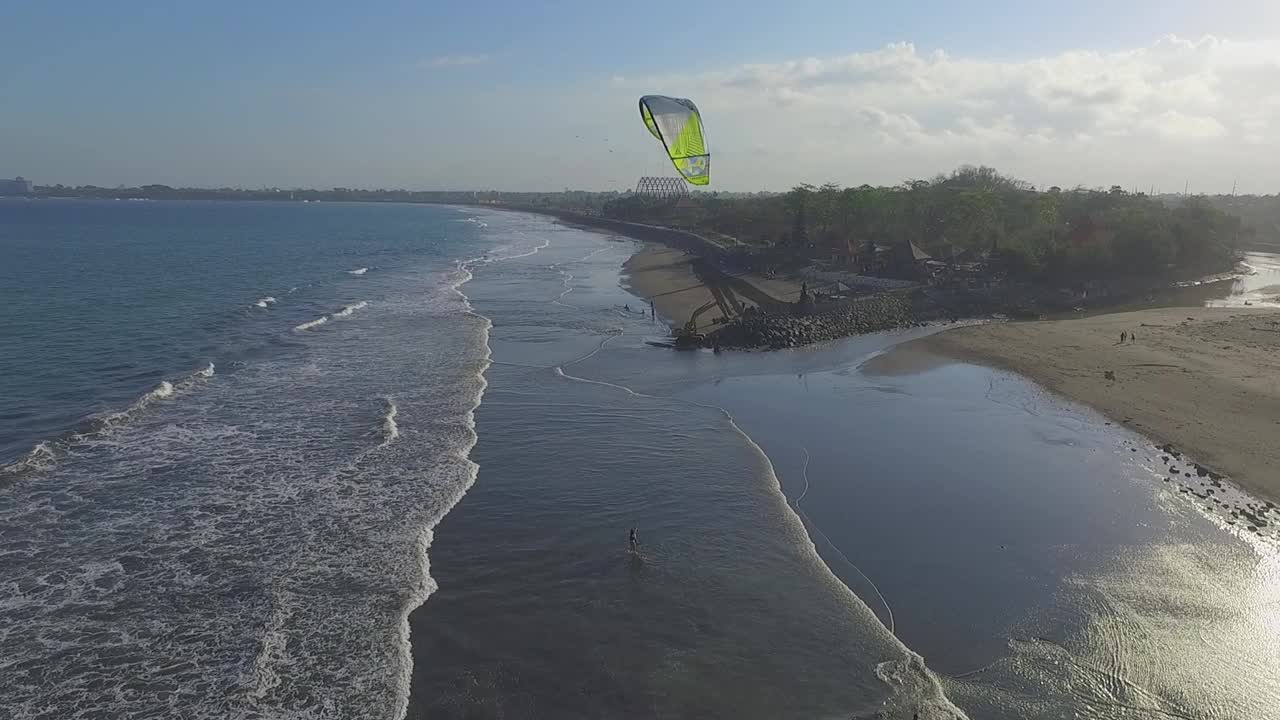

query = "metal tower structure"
[{"left": 634, "top": 176, "right": 689, "bottom": 199}]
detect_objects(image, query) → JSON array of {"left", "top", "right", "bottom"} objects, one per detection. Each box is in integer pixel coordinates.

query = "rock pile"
[{"left": 709, "top": 293, "right": 921, "bottom": 349}]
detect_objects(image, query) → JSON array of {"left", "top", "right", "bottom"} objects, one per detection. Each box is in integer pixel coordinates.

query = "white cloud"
[
  {"left": 425, "top": 54, "right": 490, "bottom": 68},
  {"left": 616, "top": 35, "right": 1280, "bottom": 190},
  {"left": 1145, "top": 110, "right": 1228, "bottom": 140}
]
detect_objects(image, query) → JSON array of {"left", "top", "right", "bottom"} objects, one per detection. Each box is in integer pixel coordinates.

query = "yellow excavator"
[{"left": 674, "top": 299, "right": 719, "bottom": 349}]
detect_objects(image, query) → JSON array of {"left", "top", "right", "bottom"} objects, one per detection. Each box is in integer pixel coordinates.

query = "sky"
[{"left": 3, "top": 1, "right": 1279, "bottom": 193}]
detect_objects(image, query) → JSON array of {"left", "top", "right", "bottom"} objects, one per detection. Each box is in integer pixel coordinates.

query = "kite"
[{"left": 639, "top": 95, "right": 709, "bottom": 185}]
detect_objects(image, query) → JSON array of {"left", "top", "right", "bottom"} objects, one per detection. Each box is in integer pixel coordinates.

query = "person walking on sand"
[
  {"left": 650, "top": 301, "right": 655, "bottom": 320},
  {"left": 1131, "top": 330, "right": 1137, "bottom": 344},
  {"left": 1120, "top": 331, "right": 1127, "bottom": 344}
]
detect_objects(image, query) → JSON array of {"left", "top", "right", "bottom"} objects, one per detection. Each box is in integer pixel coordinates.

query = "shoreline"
[
  {"left": 543, "top": 205, "right": 1255, "bottom": 351},
  {"left": 407, "top": 215, "right": 967, "bottom": 719},
  {"left": 621, "top": 242, "right": 803, "bottom": 335},
  {"left": 869, "top": 306, "right": 1280, "bottom": 506}
]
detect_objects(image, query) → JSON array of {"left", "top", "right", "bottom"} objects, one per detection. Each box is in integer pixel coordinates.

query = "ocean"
[
  {"left": 1, "top": 199, "right": 501, "bottom": 718},
  {"left": 2, "top": 200, "right": 1277, "bottom": 720}
]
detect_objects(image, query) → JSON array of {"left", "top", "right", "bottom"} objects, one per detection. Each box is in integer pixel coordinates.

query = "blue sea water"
[
  {"left": 0, "top": 200, "right": 509, "bottom": 718},
  {"left": 3, "top": 200, "right": 1277, "bottom": 720}
]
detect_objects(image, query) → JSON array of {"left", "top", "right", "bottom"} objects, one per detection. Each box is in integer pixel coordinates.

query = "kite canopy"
[{"left": 639, "top": 95, "right": 709, "bottom": 186}]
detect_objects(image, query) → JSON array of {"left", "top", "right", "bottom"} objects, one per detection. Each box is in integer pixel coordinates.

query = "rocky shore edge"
[{"left": 706, "top": 292, "right": 932, "bottom": 350}]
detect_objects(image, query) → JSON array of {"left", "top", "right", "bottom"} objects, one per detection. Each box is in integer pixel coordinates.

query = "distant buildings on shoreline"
[{"left": 0, "top": 177, "right": 34, "bottom": 195}]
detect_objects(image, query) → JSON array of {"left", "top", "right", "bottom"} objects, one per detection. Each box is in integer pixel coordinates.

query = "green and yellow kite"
[{"left": 639, "top": 95, "right": 710, "bottom": 185}]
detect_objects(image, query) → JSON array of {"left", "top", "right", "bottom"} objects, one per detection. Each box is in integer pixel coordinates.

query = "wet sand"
[
  {"left": 870, "top": 307, "right": 1280, "bottom": 503},
  {"left": 622, "top": 243, "right": 802, "bottom": 333}
]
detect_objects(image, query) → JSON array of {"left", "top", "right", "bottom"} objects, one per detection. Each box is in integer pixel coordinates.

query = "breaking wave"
[
  {"left": 378, "top": 398, "right": 400, "bottom": 448},
  {"left": 294, "top": 316, "right": 329, "bottom": 331},
  {"left": 348, "top": 267, "right": 369, "bottom": 276},
  {"left": 255, "top": 296, "right": 277, "bottom": 308},
  {"left": 333, "top": 301, "right": 368, "bottom": 319},
  {"left": 88, "top": 362, "right": 215, "bottom": 431},
  {"left": 0, "top": 441, "right": 57, "bottom": 480},
  {"left": 0, "top": 363, "right": 215, "bottom": 484}
]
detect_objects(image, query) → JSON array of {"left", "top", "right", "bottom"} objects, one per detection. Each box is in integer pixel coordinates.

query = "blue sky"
[{"left": 3, "top": 2, "right": 1278, "bottom": 191}]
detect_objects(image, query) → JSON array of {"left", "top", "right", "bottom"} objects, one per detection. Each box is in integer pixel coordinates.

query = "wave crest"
[
  {"left": 378, "top": 398, "right": 400, "bottom": 448},
  {"left": 1, "top": 363, "right": 215, "bottom": 483},
  {"left": 294, "top": 317, "right": 329, "bottom": 332},
  {"left": 333, "top": 301, "right": 368, "bottom": 319},
  {"left": 0, "top": 441, "right": 58, "bottom": 479}
]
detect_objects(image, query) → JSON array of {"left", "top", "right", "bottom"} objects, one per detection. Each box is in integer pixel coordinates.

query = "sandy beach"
[
  {"left": 871, "top": 307, "right": 1280, "bottom": 503},
  {"left": 622, "top": 243, "right": 803, "bottom": 333}
]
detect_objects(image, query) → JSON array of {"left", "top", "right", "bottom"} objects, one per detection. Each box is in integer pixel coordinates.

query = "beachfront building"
[
  {"left": 852, "top": 240, "right": 933, "bottom": 280},
  {"left": 0, "top": 177, "right": 34, "bottom": 195}
]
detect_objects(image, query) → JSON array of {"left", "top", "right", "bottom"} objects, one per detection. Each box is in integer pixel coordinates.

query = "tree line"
[{"left": 608, "top": 166, "right": 1248, "bottom": 284}]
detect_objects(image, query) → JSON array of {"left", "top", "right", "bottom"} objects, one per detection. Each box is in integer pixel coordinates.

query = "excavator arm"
[{"left": 683, "top": 299, "right": 720, "bottom": 334}]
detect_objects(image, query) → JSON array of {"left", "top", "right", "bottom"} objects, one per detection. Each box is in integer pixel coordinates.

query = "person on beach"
[
  {"left": 650, "top": 301, "right": 655, "bottom": 319},
  {"left": 1120, "top": 331, "right": 1127, "bottom": 344},
  {"left": 1131, "top": 330, "right": 1137, "bottom": 343},
  {"left": 629, "top": 527, "right": 640, "bottom": 553}
]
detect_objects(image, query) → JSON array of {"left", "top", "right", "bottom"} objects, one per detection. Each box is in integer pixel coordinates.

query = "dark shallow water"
[
  {"left": 412, "top": 216, "right": 1280, "bottom": 719},
  {"left": 408, "top": 223, "right": 959, "bottom": 719},
  {"left": 677, "top": 359, "right": 1280, "bottom": 718}
]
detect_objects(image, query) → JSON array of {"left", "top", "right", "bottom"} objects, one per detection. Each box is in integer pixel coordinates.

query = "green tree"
[{"left": 784, "top": 184, "right": 815, "bottom": 247}]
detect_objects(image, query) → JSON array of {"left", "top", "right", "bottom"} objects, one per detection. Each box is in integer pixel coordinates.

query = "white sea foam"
[
  {"left": 0, "top": 215, "right": 583, "bottom": 719},
  {"left": 255, "top": 296, "right": 277, "bottom": 308},
  {"left": 244, "top": 596, "right": 293, "bottom": 704},
  {"left": 465, "top": 236, "right": 551, "bottom": 268},
  {"left": 548, "top": 247, "right": 608, "bottom": 310},
  {"left": 94, "top": 381, "right": 174, "bottom": 429},
  {"left": 333, "top": 301, "right": 368, "bottom": 319},
  {"left": 95, "top": 360, "right": 215, "bottom": 428},
  {"left": 148, "top": 381, "right": 175, "bottom": 400},
  {"left": 379, "top": 398, "right": 400, "bottom": 448},
  {"left": 382, "top": 253, "right": 493, "bottom": 720},
  {"left": 293, "top": 316, "right": 329, "bottom": 331},
  {"left": 0, "top": 441, "right": 58, "bottom": 480},
  {"left": 1, "top": 316, "right": 490, "bottom": 717},
  {"left": 2, "top": 363, "right": 215, "bottom": 482},
  {"left": 348, "top": 267, "right": 369, "bottom": 276}
]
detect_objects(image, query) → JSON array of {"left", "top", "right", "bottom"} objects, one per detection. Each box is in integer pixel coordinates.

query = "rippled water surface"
[{"left": 3, "top": 202, "right": 1275, "bottom": 720}]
